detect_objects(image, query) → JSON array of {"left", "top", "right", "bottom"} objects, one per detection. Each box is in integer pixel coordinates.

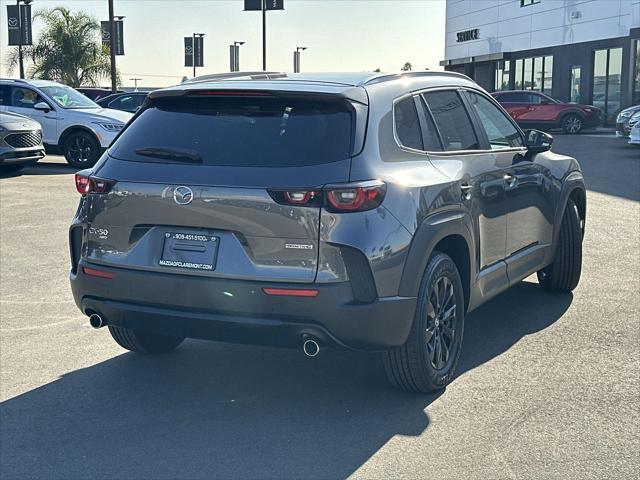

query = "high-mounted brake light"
[
  {"left": 189, "top": 90, "right": 273, "bottom": 97},
  {"left": 268, "top": 181, "right": 386, "bottom": 213},
  {"left": 75, "top": 173, "right": 113, "bottom": 196}
]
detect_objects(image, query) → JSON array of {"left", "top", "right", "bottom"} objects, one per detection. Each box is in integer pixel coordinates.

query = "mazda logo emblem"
[
  {"left": 173, "top": 186, "right": 193, "bottom": 205},
  {"left": 8, "top": 18, "right": 18, "bottom": 28}
]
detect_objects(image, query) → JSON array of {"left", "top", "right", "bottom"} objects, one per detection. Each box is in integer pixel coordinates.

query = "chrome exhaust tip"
[
  {"left": 302, "top": 338, "right": 320, "bottom": 357},
  {"left": 88, "top": 313, "right": 105, "bottom": 329}
]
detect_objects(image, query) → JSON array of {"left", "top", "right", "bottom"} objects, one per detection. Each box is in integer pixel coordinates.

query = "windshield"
[
  {"left": 109, "top": 95, "right": 354, "bottom": 167},
  {"left": 40, "top": 85, "right": 99, "bottom": 109}
]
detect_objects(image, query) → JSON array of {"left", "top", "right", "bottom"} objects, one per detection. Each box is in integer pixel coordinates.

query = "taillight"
[
  {"left": 268, "top": 181, "right": 386, "bottom": 213},
  {"left": 75, "top": 173, "right": 113, "bottom": 196}
]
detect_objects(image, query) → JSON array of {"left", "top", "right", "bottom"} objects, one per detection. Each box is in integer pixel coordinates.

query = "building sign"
[
  {"left": 101, "top": 20, "right": 124, "bottom": 56},
  {"left": 456, "top": 28, "right": 479, "bottom": 43},
  {"left": 184, "top": 37, "right": 204, "bottom": 67},
  {"left": 6, "top": 4, "right": 32, "bottom": 46}
]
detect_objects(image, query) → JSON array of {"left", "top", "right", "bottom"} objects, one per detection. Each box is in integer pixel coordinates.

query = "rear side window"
[
  {"left": 394, "top": 96, "right": 423, "bottom": 150},
  {"left": 496, "top": 92, "right": 526, "bottom": 103},
  {"left": 109, "top": 94, "right": 145, "bottom": 110},
  {"left": 422, "top": 91, "right": 479, "bottom": 151},
  {"left": 109, "top": 95, "right": 354, "bottom": 167}
]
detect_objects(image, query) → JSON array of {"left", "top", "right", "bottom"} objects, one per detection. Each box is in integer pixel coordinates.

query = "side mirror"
[
  {"left": 524, "top": 129, "right": 553, "bottom": 154},
  {"left": 34, "top": 102, "right": 51, "bottom": 113}
]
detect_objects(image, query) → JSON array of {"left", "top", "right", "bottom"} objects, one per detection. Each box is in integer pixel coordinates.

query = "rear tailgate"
[{"left": 83, "top": 88, "right": 366, "bottom": 283}]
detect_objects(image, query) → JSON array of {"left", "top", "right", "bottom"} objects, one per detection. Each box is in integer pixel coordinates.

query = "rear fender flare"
[{"left": 398, "top": 208, "right": 476, "bottom": 300}]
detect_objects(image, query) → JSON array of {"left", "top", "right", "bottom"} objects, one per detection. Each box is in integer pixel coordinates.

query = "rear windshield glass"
[{"left": 109, "top": 95, "right": 354, "bottom": 167}]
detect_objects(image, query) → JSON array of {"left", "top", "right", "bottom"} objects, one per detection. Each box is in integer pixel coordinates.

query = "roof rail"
[
  {"left": 182, "top": 71, "right": 288, "bottom": 85},
  {"left": 361, "top": 70, "right": 472, "bottom": 86},
  {"left": 0, "top": 77, "right": 28, "bottom": 83}
]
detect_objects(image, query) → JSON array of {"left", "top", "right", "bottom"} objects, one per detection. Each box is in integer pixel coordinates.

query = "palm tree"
[
  {"left": 5, "top": 7, "right": 117, "bottom": 87},
  {"left": 401, "top": 62, "right": 413, "bottom": 72}
]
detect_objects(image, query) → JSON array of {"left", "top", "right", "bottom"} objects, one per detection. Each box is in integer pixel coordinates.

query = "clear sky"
[{"left": 0, "top": 0, "right": 446, "bottom": 88}]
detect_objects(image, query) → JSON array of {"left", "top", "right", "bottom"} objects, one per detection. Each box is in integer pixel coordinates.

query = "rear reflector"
[
  {"left": 262, "top": 288, "right": 319, "bottom": 297},
  {"left": 83, "top": 267, "right": 116, "bottom": 279}
]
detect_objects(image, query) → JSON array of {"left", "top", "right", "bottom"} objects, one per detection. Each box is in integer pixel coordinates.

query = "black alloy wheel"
[{"left": 64, "top": 131, "right": 101, "bottom": 168}]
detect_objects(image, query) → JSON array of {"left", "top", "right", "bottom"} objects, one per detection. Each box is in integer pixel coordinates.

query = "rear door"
[
  {"left": 5, "top": 86, "right": 58, "bottom": 144},
  {"left": 85, "top": 90, "right": 361, "bottom": 283},
  {"left": 421, "top": 89, "right": 509, "bottom": 272}
]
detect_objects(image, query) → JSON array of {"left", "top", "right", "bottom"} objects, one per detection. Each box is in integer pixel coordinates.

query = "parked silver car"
[
  {"left": 0, "top": 111, "right": 45, "bottom": 172},
  {"left": 616, "top": 105, "right": 640, "bottom": 138}
]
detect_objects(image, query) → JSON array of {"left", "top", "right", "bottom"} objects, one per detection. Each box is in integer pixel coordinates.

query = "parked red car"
[{"left": 492, "top": 90, "right": 601, "bottom": 134}]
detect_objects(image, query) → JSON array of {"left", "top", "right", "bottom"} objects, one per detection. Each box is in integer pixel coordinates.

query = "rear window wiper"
[{"left": 134, "top": 147, "right": 202, "bottom": 163}]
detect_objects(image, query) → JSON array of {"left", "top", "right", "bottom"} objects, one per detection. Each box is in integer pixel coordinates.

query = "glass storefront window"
[
  {"left": 570, "top": 66, "right": 581, "bottom": 103},
  {"left": 532, "top": 57, "right": 542, "bottom": 91},
  {"left": 523, "top": 58, "right": 533, "bottom": 89},
  {"left": 592, "top": 47, "right": 623, "bottom": 125},
  {"left": 543, "top": 56, "right": 553, "bottom": 93},
  {"left": 515, "top": 59, "right": 523, "bottom": 89},
  {"left": 634, "top": 40, "right": 640, "bottom": 105},
  {"left": 592, "top": 49, "right": 607, "bottom": 112},
  {"left": 513, "top": 56, "right": 552, "bottom": 93},
  {"left": 494, "top": 60, "right": 511, "bottom": 91}
]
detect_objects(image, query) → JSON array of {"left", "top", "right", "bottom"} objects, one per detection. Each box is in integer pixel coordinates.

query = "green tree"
[{"left": 5, "top": 7, "right": 117, "bottom": 87}]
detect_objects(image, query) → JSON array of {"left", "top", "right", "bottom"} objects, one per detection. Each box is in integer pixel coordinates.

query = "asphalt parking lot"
[{"left": 1, "top": 135, "right": 638, "bottom": 479}]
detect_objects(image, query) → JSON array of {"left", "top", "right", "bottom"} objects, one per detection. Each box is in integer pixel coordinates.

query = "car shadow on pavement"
[{"left": 0, "top": 281, "right": 571, "bottom": 479}]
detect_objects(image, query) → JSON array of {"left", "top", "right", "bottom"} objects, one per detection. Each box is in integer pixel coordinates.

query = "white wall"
[{"left": 445, "top": 0, "right": 640, "bottom": 61}]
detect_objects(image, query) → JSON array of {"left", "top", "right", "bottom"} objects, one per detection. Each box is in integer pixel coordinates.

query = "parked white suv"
[{"left": 0, "top": 79, "right": 133, "bottom": 167}]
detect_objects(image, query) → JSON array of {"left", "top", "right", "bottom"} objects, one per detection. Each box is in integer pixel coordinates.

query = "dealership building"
[{"left": 441, "top": 0, "right": 640, "bottom": 124}]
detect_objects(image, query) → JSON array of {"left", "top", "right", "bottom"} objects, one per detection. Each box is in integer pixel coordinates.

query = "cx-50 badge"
[{"left": 173, "top": 186, "right": 194, "bottom": 205}]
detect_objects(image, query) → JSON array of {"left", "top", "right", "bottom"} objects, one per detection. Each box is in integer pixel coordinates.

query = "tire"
[
  {"left": 108, "top": 325, "right": 184, "bottom": 354},
  {"left": 562, "top": 113, "right": 584, "bottom": 134},
  {"left": 537, "top": 198, "right": 582, "bottom": 292},
  {"left": 64, "top": 130, "right": 101, "bottom": 168},
  {"left": 383, "top": 252, "right": 465, "bottom": 393}
]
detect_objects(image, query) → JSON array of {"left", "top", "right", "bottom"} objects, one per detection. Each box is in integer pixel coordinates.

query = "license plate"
[{"left": 159, "top": 232, "right": 218, "bottom": 271}]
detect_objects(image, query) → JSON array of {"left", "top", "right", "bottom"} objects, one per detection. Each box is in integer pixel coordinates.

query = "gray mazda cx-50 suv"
[{"left": 69, "top": 71, "right": 585, "bottom": 393}]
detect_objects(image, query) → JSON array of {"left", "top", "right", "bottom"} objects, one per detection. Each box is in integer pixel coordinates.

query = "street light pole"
[
  {"left": 262, "top": 0, "right": 267, "bottom": 71},
  {"left": 108, "top": 0, "right": 117, "bottom": 93},
  {"left": 192, "top": 33, "right": 196, "bottom": 78},
  {"left": 192, "top": 33, "right": 205, "bottom": 78},
  {"left": 16, "top": 0, "right": 32, "bottom": 80},
  {"left": 233, "top": 41, "right": 244, "bottom": 72},
  {"left": 129, "top": 77, "right": 141, "bottom": 91},
  {"left": 294, "top": 46, "right": 307, "bottom": 73}
]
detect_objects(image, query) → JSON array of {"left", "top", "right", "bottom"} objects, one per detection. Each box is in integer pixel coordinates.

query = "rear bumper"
[{"left": 70, "top": 262, "right": 416, "bottom": 351}]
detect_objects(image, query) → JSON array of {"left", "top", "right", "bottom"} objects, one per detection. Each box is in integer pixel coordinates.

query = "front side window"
[
  {"left": 466, "top": 92, "right": 524, "bottom": 150},
  {"left": 9, "top": 87, "right": 45, "bottom": 109},
  {"left": 422, "top": 90, "right": 479, "bottom": 152},
  {"left": 394, "top": 96, "right": 423, "bottom": 150},
  {"left": 40, "top": 85, "right": 98, "bottom": 109}
]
